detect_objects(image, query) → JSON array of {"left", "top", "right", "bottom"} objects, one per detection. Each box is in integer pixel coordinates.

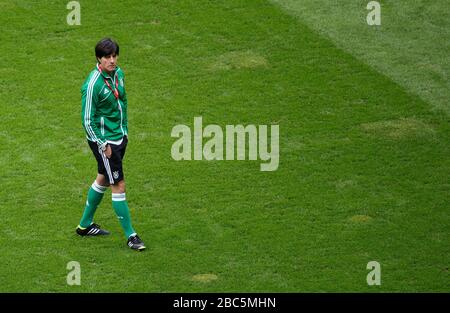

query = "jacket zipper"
[
  {"left": 118, "top": 100, "right": 125, "bottom": 136},
  {"left": 100, "top": 117, "right": 105, "bottom": 136}
]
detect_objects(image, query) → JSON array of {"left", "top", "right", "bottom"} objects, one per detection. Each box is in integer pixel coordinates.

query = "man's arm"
[{"left": 81, "top": 78, "right": 107, "bottom": 150}]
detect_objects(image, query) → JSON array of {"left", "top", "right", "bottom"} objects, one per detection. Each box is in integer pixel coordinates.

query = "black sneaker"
[
  {"left": 127, "top": 234, "right": 146, "bottom": 251},
  {"left": 76, "top": 223, "right": 110, "bottom": 236}
]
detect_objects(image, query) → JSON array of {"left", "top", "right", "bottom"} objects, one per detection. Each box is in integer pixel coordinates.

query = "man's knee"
[{"left": 112, "top": 180, "right": 126, "bottom": 193}]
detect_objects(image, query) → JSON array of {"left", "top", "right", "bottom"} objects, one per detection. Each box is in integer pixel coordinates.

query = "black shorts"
[{"left": 88, "top": 136, "right": 128, "bottom": 185}]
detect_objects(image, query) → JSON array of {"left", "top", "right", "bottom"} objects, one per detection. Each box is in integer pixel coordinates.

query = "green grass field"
[{"left": 0, "top": 0, "right": 448, "bottom": 292}]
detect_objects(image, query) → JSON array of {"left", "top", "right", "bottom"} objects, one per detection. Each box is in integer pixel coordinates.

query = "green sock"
[
  {"left": 79, "top": 182, "right": 107, "bottom": 228},
  {"left": 112, "top": 193, "right": 136, "bottom": 238}
]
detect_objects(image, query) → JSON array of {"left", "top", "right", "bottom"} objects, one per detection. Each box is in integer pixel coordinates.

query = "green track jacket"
[{"left": 81, "top": 65, "right": 128, "bottom": 149}]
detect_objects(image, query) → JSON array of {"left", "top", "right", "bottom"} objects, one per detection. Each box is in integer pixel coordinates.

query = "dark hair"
[{"left": 95, "top": 38, "right": 119, "bottom": 60}]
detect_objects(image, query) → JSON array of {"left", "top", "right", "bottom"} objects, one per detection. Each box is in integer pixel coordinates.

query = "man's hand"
[{"left": 105, "top": 144, "right": 112, "bottom": 158}]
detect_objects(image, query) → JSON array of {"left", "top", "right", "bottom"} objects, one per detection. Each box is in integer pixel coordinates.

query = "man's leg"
[
  {"left": 111, "top": 180, "right": 136, "bottom": 238},
  {"left": 111, "top": 180, "right": 145, "bottom": 250},
  {"left": 79, "top": 174, "right": 109, "bottom": 228},
  {"left": 108, "top": 138, "right": 145, "bottom": 250}
]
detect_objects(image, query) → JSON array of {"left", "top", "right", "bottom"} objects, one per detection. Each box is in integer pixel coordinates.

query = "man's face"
[{"left": 99, "top": 53, "right": 118, "bottom": 73}]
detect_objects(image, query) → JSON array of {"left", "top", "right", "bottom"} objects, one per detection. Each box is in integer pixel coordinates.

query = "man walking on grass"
[{"left": 76, "top": 37, "right": 145, "bottom": 251}]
